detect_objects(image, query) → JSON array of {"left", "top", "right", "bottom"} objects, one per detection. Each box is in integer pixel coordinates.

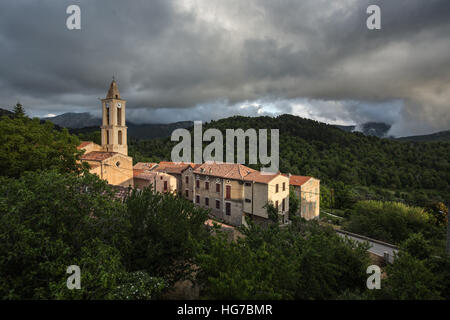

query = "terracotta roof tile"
[
  {"left": 243, "top": 171, "right": 281, "bottom": 184},
  {"left": 154, "top": 162, "right": 195, "bottom": 174},
  {"left": 77, "top": 141, "right": 94, "bottom": 150},
  {"left": 288, "top": 175, "right": 312, "bottom": 187},
  {"left": 80, "top": 151, "right": 117, "bottom": 161},
  {"left": 133, "top": 162, "right": 158, "bottom": 171},
  {"left": 193, "top": 162, "right": 256, "bottom": 180}
]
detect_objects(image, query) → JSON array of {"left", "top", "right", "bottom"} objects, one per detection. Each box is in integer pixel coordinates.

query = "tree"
[
  {"left": 123, "top": 186, "right": 209, "bottom": 286},
  {"left": 13, "top": 102, "right": 25, "bottom": 118},
  {"left": 0, "top": 170, "right": 130, "bottom": 299},
  {"left": 196, "top": 219, "right": 370, "bottom": 299},
  {"left": 377, "top": 253, "right": 441, "bottom": 300},
  {"left": 344, "top": 200, "right": 441, "bottom": 245},
  {"left": 400, "top": 233, "right": 432, "bottom": 260},
  {"left": 288, "top": 188, "right": 299, "bottom": 219},
  {"left": 0, "top": 116, "right": 84, "bottom": 178}
]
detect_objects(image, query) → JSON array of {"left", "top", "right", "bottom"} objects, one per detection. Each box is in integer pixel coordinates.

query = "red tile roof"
[
  {"left": 80, "top": 151, "right": 117, "bottom": 161},
  {"left": 77, "top": 141, "right": 94, "bottom": 150},
  {"left": 194, "top": 162, "right": 256, "bottom": 180},
  {"left": 133, "top": 162, "right": 158, "bottom": 171},
  {"left": 243, "top": 171, "right": 281, "bottom": 184},
  {"left": 288, "top": 175, "right": 312, "bottom": 187},
  {"left": 154, "top": 161, "right": 199, "bottom": 174}
]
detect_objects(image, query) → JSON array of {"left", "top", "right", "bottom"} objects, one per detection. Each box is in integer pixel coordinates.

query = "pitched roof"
[
  {"left": 193, "top": 162, "right": 256, "bottom": 180},
  {"left": 80, "top": 151, "right": 117, "bottom": 161},
  {"left": 133, "top": 169, "right": 157, "bottom": 181},
  {"left": 106, "top": 79, "right": 121, "bottom": 99},
  {"left": 77, "top": 141, "right": 94, "bottom": 150},
  {"left": 243, "top": 171, "right": 281, "bottom": 184},
  {"left": 133, "top": 162, "right": 158, "bottom": 171},
  {"left": 154, "top": 161, "right": 199, "bottom": 174},
  {"left": 288, "top": 175, "right": 312, "bottom": 187}
]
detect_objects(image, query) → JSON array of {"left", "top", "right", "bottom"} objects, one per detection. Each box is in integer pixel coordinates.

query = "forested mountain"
[
  {"left": 334, "top": 121, "right": 391, "bottom": 138},
  {"left": 42, "top": 112, "right": 100, "bottom": 128},
  {"left": 0, "top": 107, "right": 14, "bottom": 117},
  {"left": 396, "top": 130, "right": 450, "bottom": 143},
  {"left": 126, "top": 114, "right": 450, "bottom": 204},
  {"left": 43, "top": 112, "right": 193, "bottom": 139}
]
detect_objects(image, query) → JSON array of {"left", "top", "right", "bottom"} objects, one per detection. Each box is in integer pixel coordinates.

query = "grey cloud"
[{"left": 0, "top": 0, "right": 449, "bottom": 136}]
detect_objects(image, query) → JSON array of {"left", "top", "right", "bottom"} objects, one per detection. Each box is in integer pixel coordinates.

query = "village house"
[
  {"left": 78, "top": 80, "right": 320, "bottom": 226},
  {"left": 288, "top": 175, "right": 320, "bottom": 220}
]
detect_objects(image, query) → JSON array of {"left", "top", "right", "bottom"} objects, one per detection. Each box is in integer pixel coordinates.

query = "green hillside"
[
  {"left": 396, "top": 130, "right": 450, "bottom": 143},
  {"left": 127, "top": 114, "right": 450, "bottom": 205}
]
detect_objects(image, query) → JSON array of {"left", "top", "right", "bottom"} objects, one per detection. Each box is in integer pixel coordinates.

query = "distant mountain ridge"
[
  {"left": 3, "top": 109, "right": 443, "bottom": 142},
  {"left": 42, "top": 112, "right": 100, "bottom": 128},
  {"left": 396, "top": 130, "right": 450, "bottom": 142},
  {"left": 42, "top": 112, "right": 193, "bottom": 140},
  {"left": 333, "top": 122, "right": 392, "bottom": 138}
]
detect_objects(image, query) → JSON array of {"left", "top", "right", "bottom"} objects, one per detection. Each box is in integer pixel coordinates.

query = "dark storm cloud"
[{"left": 0, "top": 0, "right": 449, "bottom": 135}]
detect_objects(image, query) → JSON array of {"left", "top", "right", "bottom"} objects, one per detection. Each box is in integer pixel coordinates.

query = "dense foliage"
[
  {"left": 344, "top": 201, "right": 445, "bottom": 248},
  {"left": 126, "top": 115, "right": 450, "bottom": 206},
  {"left": 0, "top": 115, "right": 83, "bottom": 178},
  {"left": 196, "top": 220, "right": 371, "bottom": 299},
  {"left": 1, "top": 110, "right": 449, "bottom": 300}
]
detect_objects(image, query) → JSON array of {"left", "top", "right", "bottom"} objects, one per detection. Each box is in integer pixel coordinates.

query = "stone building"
[
  {"left": 78, "top": 80, "right": 134, "bottom": 187},
  {"left": 289, "top": 175, "right": 320, "bottom": 220},
  {"left": 182, "top": 162, "right": 289, "bottom": 226}
]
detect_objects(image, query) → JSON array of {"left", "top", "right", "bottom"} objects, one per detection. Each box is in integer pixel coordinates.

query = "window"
[
  {"left": 106, "top": 106, "right": 110, "bottom": 124},
  {"left": 216, "top": 200, "right": 220, "bottom": 209},
  {"left": 283, "top": 182, "right": 286, "bottom": 191},
  {"left": 205, "top": 197, "right": 209, "bottom": 207},
  {"left": 185, "top": 190, "right": 189, "bottom": 197},
  {"left": 118, "top": 130, "right": 122, "bottom": 145},
  {"left": 196, "top": 195, "right": 200, "bottom": 204},
  {"left": 276, "top": 184, "right": 279, "bottom": 193},
  {"left": 216, "top": 183, "right": 220, "bottom": 193},
  {"left": 282, "top": 198, "right": 285, "bottom": 211},
  {"left": 275, "top": 200, "right": 279, "bottom": 211},
  {"left": 245, "top": 199, "right": 251, "bottom": 203},
  {"left": 164, "top": 181, "right": 168, "bottom": 192},
  {"left": 116, "top": 161, "right": 120, "bottom": 167},
  {"left": 225, "top": 202, "right": 231, "bottom": 216},
  {"left": 245, "top": 182, "right": 251, "bottom": 186},
  {"left": 117, "top": 108, "right": 122, "bottom": 126},
  {"left": 205, "top": 181, "right": 209, "bottom": 190},
  {"left": 106, "top": 130, "right": 110, "bottom": 145},
  {"left": 186, "top": 176, "right": 189, "bottom": 184},
  {"left": 196, "top": 180, "right": 200, "bottom": 189},
  {"left": 226, "top": 185, "right": 231, "bottom": 199}
]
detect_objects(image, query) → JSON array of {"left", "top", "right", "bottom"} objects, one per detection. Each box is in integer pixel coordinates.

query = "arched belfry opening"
[
  {"left": 118, "top": 130, "right": 123, "bottom": 145},
  {"left": 100, "top": 79, "right": 128, "bottom": 155}
]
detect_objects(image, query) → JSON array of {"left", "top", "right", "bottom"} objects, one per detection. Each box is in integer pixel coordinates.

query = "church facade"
[{"left": 78, "top": 80, "right": 134, "bottom": 187}]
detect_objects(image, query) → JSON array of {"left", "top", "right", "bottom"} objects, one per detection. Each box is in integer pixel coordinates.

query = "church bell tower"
[{"left": 101, "top": 79, "right": 128, "bottom": 155}]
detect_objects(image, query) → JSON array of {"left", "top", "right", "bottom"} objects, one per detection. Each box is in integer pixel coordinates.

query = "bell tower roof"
[{"left": 106, "top": 79, "right": 121, "bottom": 99}]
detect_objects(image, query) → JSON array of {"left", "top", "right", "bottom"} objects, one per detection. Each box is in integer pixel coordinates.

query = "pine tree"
[{"left": 13, "top": 102, "right": 25, "bottom": 117}]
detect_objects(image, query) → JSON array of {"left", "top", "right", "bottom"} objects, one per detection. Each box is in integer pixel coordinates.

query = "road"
[{"left": 335, "top": 230, "right": 398, "bottom": 263}]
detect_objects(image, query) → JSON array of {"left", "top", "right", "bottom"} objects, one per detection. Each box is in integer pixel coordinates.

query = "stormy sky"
[{"left": 0, "top": 0, "right": 449, "bottom": 136}]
